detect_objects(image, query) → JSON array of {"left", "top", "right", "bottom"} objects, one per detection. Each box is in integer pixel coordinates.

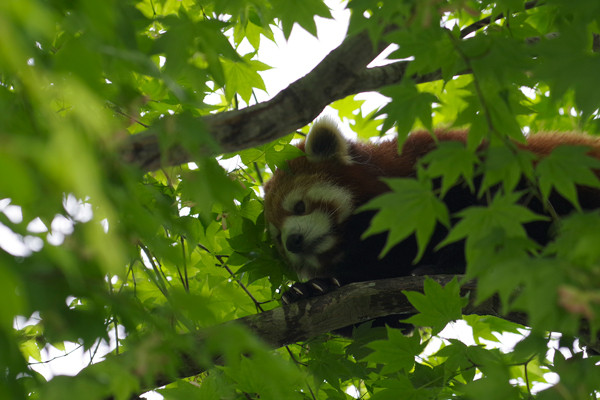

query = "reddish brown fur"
[
  {"left": 265, "top": 129, "right": 600, "bottom": 229},
  {"left": 519, "top": 132, "right": 600, "bottom": 158}
]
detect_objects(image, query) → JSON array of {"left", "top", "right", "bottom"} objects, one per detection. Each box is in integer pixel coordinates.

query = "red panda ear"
[{"left": 305, "top": 118, "right": 352, "bottom": 164}]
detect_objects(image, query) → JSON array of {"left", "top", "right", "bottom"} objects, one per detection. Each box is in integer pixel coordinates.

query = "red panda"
[{"left": 263, "top": 118, "right": 600, "bottom": 303}]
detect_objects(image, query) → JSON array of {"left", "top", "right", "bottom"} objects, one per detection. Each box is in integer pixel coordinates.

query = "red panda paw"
[{"left": 281, "top": 277, "right": 341, "bottom": 305}]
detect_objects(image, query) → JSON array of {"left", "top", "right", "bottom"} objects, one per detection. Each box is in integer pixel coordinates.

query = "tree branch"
[
  {"left": 117, "top": 2, "right": 554, "bottom": 171},
  {"left": 94, "top": 275, "right": 520, "bottom": 399},
  {"left": 118, "top": 42, "right": 462, "bottom": 171},
  {"left": 91, "top": 273, "right": 597, "bottom": 399},
  {"left": 237, "top": 275, "right": 475, "bottom": 348},
  {"left": 119, "top": 31, "right": 386, "bottom": 171}
]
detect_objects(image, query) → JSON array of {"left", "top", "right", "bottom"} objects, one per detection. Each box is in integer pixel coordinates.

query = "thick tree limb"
[
  {"left": 96, "top": 275, "right": 526, "bottom": 399},
  {"left": 118, "top": 49, "right": 459, "bottom": 171},
  {"left": 117, "top": 2, "right": 551, "bottom": 171},
  {"left": 119, "top": 31, "right": 388, "bottom": 171},
  {"left": 94, "top": 273, "right": 598, "bottom": 399},
  {"left": 237, "top": 275, "right": 475, "bottom": 347}
]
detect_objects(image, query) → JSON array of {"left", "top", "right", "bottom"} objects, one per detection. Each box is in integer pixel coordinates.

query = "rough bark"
[
  {"left": 115, "top": 2, "right": 553, "bottom": 172},
  {"left": 94, "top": 272, "right": 599, "bottom": 400},
  {"left": 118, "top": 31, "right": 391, "bottom": 171},
  {"left": 96, "top": 275, "right": 532, "bottom": 399},
  {"left": 116, "top": 29, "right": 468, "bottom": 171}
]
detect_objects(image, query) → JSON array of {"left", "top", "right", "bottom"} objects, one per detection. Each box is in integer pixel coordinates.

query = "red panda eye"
[{"left": 293, "top": 200, "right": 306, "bottom": 215}]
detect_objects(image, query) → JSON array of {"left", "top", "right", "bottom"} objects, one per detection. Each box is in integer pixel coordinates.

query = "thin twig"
[
  {"left": 87, "top": 338, "right": 104, "bottom": 365},
  {"left": 139, "top": 243, "right": 170, "bottom": 296},
  {"left": 108, "top": 103, "right": 149, "bottom": 128},
  {"left": 224, "top": 261, "right": 265, "bottom": 312},
  {"left": 253, "top": 161, "right": 264, "bottom": 186},
  {"left": 459, "top": 0, "right": 542, "bottom": 38},
  {"left": 177, "top": 236, "right": 190, "bottom": 292},
  {"left": 27, "top": 344, "right": 84, "bottom": 365},
  {"left": 196, "top": 243, "right": 268, "bottom": 311},
  {"left": 446, "top": 30, "right": 495, "bottom": 136}
]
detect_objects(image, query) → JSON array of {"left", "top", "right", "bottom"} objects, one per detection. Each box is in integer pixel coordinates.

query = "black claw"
[{"left": 331, "top": 277, "right": 341, "bottom": 287}]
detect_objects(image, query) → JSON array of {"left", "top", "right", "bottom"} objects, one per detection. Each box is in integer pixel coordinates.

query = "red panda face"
[
  {"left": 263, "top": 118, "right": 433, "bottom": 281},
  {"left": 263, "top": 119, "right": 356, "bottom": 280},
  {"left": 264, "top": 173, "right": 354, "bottom": 280}
]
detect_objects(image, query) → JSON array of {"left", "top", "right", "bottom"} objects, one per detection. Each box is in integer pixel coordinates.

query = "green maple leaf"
[
  {"left": 478, "top": 146, "right": 536, "bottom": 196},
  {"left": 377, "top": 83, "right": 439, "bottom": 140},
  {"left": 222, "top": 55, "right": 270, "bottom": 103},
  {"left": 359, "top": 178, "right": 449, "bottom": 261},
  {"left": 363, "top": 328, "right": 425, "bottom": 374},
  {"left": 438, "top": 191, "right": 547, "bottom": 249},
  {"left": 403, "top": 277, "right": 468, "bottom": 334},
  {"left": 463, "top": 315, "right": 522, "bottom": 345},
  {"left": 272, "top": 0, "right": 332, "bottom": 39},
  {"left": 369, "top": 376, "right": 418, "bottom": 400},
  {"left": 536, "top": 145, "right": 600, "bottom": 210},
  {"left": 264, "top": 141, "right": 305, "bottom": 172},
  {"left": 419, "top": 141, "right": 479, "bottom": 197}
]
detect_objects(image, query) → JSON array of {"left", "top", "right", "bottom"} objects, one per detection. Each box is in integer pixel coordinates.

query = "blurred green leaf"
[
  {"left": 360, "top": 178, "right": 449, "bottom": 260},
  {"left": 536, "top": 145, "right": 600, "bottom": 210},
  {"left": 363, "top": 328, "right": 425, "bottom": 375}
]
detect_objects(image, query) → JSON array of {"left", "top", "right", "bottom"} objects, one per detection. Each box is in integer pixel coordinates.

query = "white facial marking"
[
  {"left": 305, "top": 183, "right": 353, "bottom": 223},
  {"left": 278, "top": 182, "right": 353, "bottom": 277},
  {"left": 314, "top": 235, "right": 336, "bottom": 254},
  {"left": 282, "top": 182, "right": 353, "bottom": 221},
  {"left": 282, "top": 190, "right": 303, "bottom": 213},
  {"left": 280, "top": 210, "right": 332, "bottom": 272},
  {"left": 281, "top": 211, "right": 331, "bottom": 253}
]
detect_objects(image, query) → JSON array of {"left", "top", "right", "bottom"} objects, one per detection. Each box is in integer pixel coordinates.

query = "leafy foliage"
[
  {"left": 403, "top": 278, "right": 468, "bottom": 335},
  {"left": 536, "top": 145, "right": 600, "bottom": 209},
  {"left": 359, "top": 178, "right": 450, "bottom": 261},
  {"left": 1, "top": 0, "right": 600, "bottom": 399}
]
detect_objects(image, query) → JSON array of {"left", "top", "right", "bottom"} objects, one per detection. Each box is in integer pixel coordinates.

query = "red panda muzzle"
[{"left": 285, "top": 234, "right": 304, "bottom": 253}]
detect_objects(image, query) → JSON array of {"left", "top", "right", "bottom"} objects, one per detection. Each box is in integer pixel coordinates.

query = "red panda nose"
[{"left": 286, "top": 234, "right": 304, "bottom": 253}]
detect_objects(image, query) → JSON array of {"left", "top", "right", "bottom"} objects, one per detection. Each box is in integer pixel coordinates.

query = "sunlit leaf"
[
  {"left": 363, "top": 328, "right": 425, "bottom": 374},
  {"left": 403, "top": 277, "right": 468, "bottom": 334}
]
